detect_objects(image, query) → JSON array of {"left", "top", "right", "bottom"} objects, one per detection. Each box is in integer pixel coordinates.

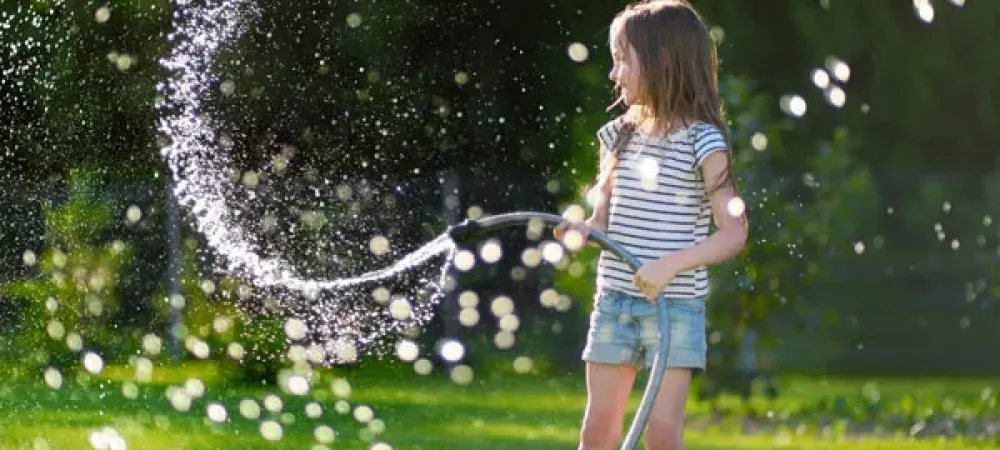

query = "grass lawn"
[{"left": 0, "top": 361, "right": 997, "bottom": 449}]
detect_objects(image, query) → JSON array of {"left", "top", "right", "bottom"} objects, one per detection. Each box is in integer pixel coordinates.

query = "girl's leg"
[
  {"left": 636, "top": 298, "right": 706, "bottom": 450},
  {"left": 579, "top": 362, "right": 637, "bottom": 450},
  {"left": 643, "top": 368, "right": 692, "bottom": 450}
]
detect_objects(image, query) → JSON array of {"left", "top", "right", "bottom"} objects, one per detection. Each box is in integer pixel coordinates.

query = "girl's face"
[{"left": 609, "top": 35, "right": 645, "bottom": 106}]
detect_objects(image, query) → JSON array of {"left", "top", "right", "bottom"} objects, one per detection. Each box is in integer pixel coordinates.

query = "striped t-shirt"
[{"left": 595, "top": 117, "right": 727, "bottom": 299}]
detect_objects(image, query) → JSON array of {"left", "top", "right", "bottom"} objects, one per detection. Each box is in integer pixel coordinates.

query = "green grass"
[{"left": 0, "top": 361, "right": 998, "bottom": 449}]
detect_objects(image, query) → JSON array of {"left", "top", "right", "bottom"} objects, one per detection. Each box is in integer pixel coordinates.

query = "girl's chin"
[{"left": 616, "top": 90, "right": 632, "bottom": 105}]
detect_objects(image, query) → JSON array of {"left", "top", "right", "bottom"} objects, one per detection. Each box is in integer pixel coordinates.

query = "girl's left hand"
[{"left": 633, "top": 260, "right": 677, "bottom": 302}]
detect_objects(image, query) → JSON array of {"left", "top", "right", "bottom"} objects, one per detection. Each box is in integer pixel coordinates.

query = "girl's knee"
[
  {"left": 580, "top": 425, "right": 621, "bottom": 449},
  {"left": 644, "top": 417, "right": 683, "bottom": 450},
  {"left": 580, "top": 408, "right": 623, "bottom": 448}
]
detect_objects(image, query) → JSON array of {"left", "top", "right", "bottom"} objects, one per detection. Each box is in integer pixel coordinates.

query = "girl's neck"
[
  {"left": 633, "top": 117, "right": 685, "bottom": 137},
  {"left": 626, "top": 107, "right": 689, "bottom": 137}
]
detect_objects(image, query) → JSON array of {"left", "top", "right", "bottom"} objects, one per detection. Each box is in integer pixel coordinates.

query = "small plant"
[{"left": 0, "top": 171, "right": 134, "bottom": 373}]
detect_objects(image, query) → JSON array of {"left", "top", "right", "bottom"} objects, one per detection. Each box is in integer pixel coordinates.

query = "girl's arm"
[
  {"left": 658, "top": 151, "right": 748, "bottom": 273},
  {"left": 586, "top": 143, "right": 615, "bottom": 231},
  {"left": 555, "top": 143, "right": 612, "bottom": 246},
  {"left": 633, "top": 150, "right": 747, "bottom": 300}
]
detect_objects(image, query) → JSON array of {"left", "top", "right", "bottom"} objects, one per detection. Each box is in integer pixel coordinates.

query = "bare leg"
[
  {"left": 579, "top": 362, "right": 637, "bottom": 450},
  {"left": 643, "top": 369, "right": 692, "bottom": 450}
]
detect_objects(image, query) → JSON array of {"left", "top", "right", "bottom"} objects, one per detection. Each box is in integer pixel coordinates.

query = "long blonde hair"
[{"left": 589, "top": 0, "right": 732, "bottom": 203}]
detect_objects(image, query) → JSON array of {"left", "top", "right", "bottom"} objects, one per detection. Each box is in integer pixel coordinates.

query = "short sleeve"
[
  {"left": 596, "top": 117, "right": 625, "bottom": 156},
  {"left": 693, "top": 123, "right": 728, "bottom": 168}
]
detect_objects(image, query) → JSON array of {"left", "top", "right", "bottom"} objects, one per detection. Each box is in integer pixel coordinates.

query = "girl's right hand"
[{"left": 554, "top": 217, "right": 605, "bottom": 250}]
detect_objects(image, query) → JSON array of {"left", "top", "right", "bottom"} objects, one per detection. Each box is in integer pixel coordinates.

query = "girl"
[{"left": 554, "top": 1, "right": 748, "bottom": 449}]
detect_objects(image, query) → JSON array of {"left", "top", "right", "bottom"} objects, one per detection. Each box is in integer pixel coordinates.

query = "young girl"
[{"left": 555, "top": 1, "right": 748, "bottom": 449}]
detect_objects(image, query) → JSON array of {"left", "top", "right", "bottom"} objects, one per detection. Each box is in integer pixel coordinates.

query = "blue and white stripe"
[{"left": 595, "top": 117, "right": 727, "bottom": 298}]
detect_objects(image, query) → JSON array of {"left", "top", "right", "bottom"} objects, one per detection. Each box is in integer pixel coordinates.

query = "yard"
[{"left": 0, "top": 361, "right": 996, "bottom": 449}]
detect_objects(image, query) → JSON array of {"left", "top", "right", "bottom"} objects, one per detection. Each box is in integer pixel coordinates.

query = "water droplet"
[
  {"left": 124, "top": 206, "right": 142, "bottom": 227},
  {"left": 263, "top": 394, "right": 283, "bottom": 413},
  {"left": 562, "top": 204, "right": 586, "bottom": 223},
  {"left": 369, "top": 235, "right": 390, "bottom": 256},
  {"left": 567, "top": 42, "right": 589, "bottom": 63},
  {"left": 331, "top": 378, "right": 352, "bottom": 398},
  {"left": 914, "top": 0, "right": 935, "bottom": 23},
  {"left": 638, "top": 157, "right": 659, "bottom": 190},
  {"left": 727, "top": 197, "right": 746, "bottom": 217},
  {"left": 134, "top": 357, "right": 153, "bottom": 383},
  {"left": 47, "top": 320, "right": 65, "bottom": 340},
  {"left": 82, "top": 352, "right": 104, "bottom": 375},
  {"left": 825, "top": 57, "right": 851, "bottom": 82},
  {"left": 750, "top": 133, "right": 768, "bottom": 151},
  {"left": 185, "top": 337, "right": 210, "bottom": 359},
  {"left": 498, "top": 314, "right": 520, "bottom": 332},
  {"left": 459, "top": 308, "right": 480, "bottom": 327},
  {"left": 521, "top": 248, "right": 542, "bottom": 267},
  {"left": 780, "top": 95, "right": 807, "bottom": 118},
  {"left": 353, "top": 405, "right": 374, "bottom": 423},
  {"left": 285, "top": 374, "right": 310, "bottom": 396},
  {"left": 121, "top": 382, "right": 139, "bottom": 400},
  {"left": 539, "top": 289, "right": 560, "bottom": 308},
  {"left": 389, "top": 298, "right": 412, "bottom": 320},
  {"left": 369, "top": 418, "right": 386, "bottom": 435},
  {"left": 345, "top": 13, "right": 363, "bottom": 28},
  {"left": 239, "top": 399, "right": 261, "bottom": 419},
  {"left": 168, "top": 387, "right": 192, "bottom": 412},
  {"left": 66, "top": 333, "right": 83, "bottom": 352},
  {"left": 184, "top": 378, "right": 205, "bottom": 398},
  {"left": 219, "top": 80, "right": 235, "bottom": 96},
  {"left": 541, "top": 242, "right": 564, "bottom": 264},
  {"left": 494, "top": 331, "right": 515, "bottom": 349},
  {"left": 453, "top": 250, "right": 476, "bottom": 271},
  {"left": 305, "top": 402, "right": 323, "bottom": 418},
  {"left": 314, "top": 425, "right": 336, "bottom": 444},
  {"left": 824, "top": 86, "right": 846, "bottom": 108},
  {"left": 44, "top": 368, "right": 62, "bottom": 390},
  {"left": 227, "top": 342, "right": 245, "bottom": 360},
  {"left": 491, "top": 296, "right": 514, "bottom": 317},
  {"left": 89, "top": 427, "right": 126, "bottom": 450},
  {"left": 284, "top": 318, "right": 308, "bottom": 341},
  {"left": 479, "top": 239, "right": 503, "bottom": 264},
  {"left": 414, "top": 358, "right": 433, "bottom": 375},
  {"left": 396, "top": 340, "right": 419, "bottom": 362},
  {"left": 259, "top": 420, "right": 283, "bottom": 441},
  {"left": 206, "top": 403, "right": 227, "bottom": 423},
  {"left": 115, "top": 54, "right": 134, "bottom": 71},
  {"left": 811, "top": 68, "right": 830, "bottom": 89},
  {"left": 450, "top": 365, "right": 474, "bottom": 385},
  {"left": 94, "top": 6, "right": 111, "bottom": 23},
  {"left": 438, "top": 340, "right": 465, "bottom": 362},
  {"left": 512, "top": 356, "right": 534, "bottom": 374},
  {"left": 212, "top": 316, "right": 232, "bottom": 334},
  {"left": 22, "top": 250, "right": 37, "bottom": 266}
]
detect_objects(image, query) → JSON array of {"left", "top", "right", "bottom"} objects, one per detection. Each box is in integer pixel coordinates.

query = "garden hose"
[{"left": 448, "top": 211, "right": 670, "bottom": 450}]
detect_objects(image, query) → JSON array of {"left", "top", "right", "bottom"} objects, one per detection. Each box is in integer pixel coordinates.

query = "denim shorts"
[{"left": 582, "top": 289, "right": 707, "bottom": 375}]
